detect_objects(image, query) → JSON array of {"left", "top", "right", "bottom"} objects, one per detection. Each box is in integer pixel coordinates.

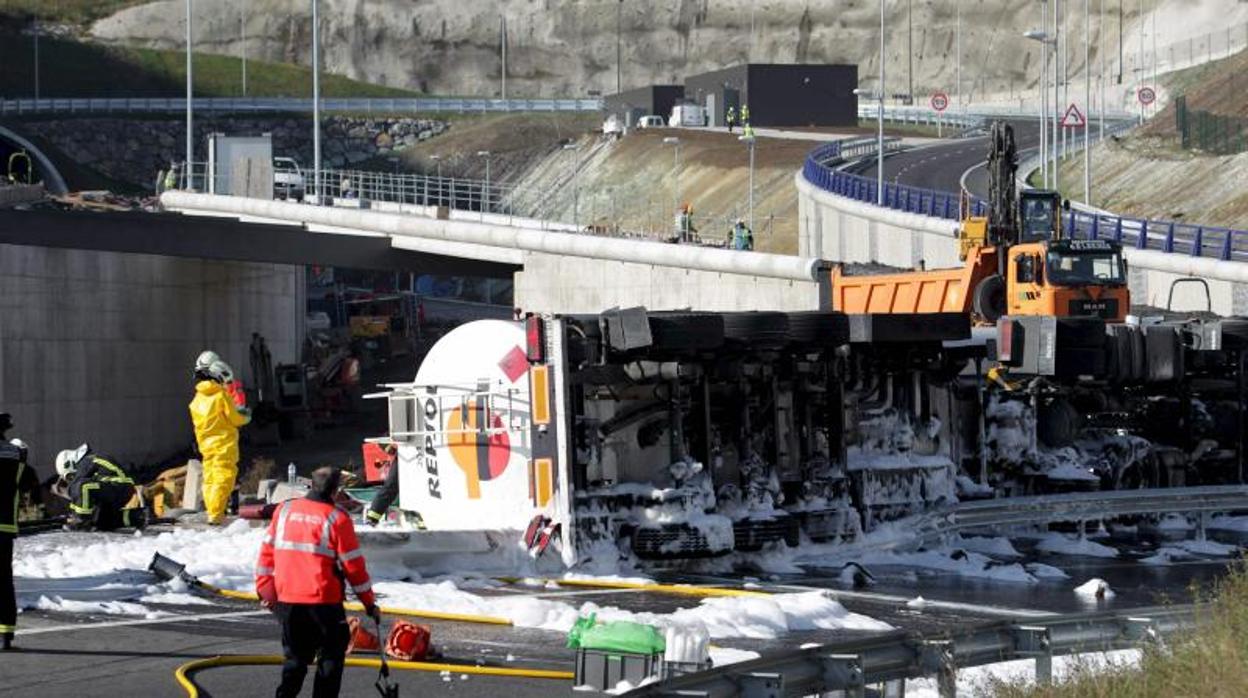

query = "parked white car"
[
  {"left": 273, "top": 157, "right": 305, "bottom": 200},
  {"left": 637, "top": 115, "right": 665, "bottom": 129}
]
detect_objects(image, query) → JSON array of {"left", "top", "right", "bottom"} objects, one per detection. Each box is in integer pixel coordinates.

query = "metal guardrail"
[
  {"left": 856, "top": 104, "right": 982, "bottom": 130},
  {"left": 630, "top": 605, "right": 1192, "bottom": 697},
  {"left": 803, "top": 130, "right": 1248, "bottom": 262},
  {"left": 917, "top": 485, "right": 1248, "bottom": 542},
  {"left": 0, "top": 96, "right": 603, "bottom": 116}
]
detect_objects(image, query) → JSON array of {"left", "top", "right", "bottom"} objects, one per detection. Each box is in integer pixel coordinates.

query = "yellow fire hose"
[
  {"left": 547, "top": 578, "right": 772, "bottom": 598},
  {"left": 175, "top": 655, "right": 573, "bottom": 697},
  {"left": 204, "top": 583, "right": 514, "bottom": 625}
]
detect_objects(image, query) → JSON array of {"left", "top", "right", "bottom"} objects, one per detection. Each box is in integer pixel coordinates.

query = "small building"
[
  {"left": 603, "top": 85, "right": 685, "bottom": 127},
  {"left": 683, "top": 64, "right": 858, "bottom": 128}
]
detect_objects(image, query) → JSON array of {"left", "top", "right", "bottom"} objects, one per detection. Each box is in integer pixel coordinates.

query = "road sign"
[
  {"left": 930, "top": 91, "right": 949, "bottom": 112},
  {"left": 1138, "top": 87, "right": 1156, "bottom": 105},
  {"left": 1060, "top": 103, "right": 1086, "bottom": 128}
]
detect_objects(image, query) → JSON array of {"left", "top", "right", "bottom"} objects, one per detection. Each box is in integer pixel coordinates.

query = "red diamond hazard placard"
[
  {"left": 498, "top": 345, "right": 529, "bottom": 383},
  {"left": 1060, "top": 103, "right": 1086, "bottom": 128}
]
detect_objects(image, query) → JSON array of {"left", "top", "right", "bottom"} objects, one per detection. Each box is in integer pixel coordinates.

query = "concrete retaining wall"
[
  {"left": 0, "top": 243, "right": 302, "bottom": 475},
  {"left": 515, "top": 252, "right": 824, "bottom": 314},
  {"left": 796, "top": 171, "right": 1248, "bottom": 316}
]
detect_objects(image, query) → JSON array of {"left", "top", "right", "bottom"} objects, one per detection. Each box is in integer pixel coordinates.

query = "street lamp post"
[
  {"left": 241, "top": 3, "right": 247, "bottom": 97},
  {"left": 312, "top": 0, "right": 322, "bottom": 203},
  {"left": 33, "top": 15, "right": 39, "bottom": 101},
  {"left": 663, "top": 136, "right": 681, "bottom": 236},
  {"left": 1084, "top": 0, "right": 1091, "bottom": 204},
  {"left": 562, "top": 143, "right": 581, "bottom": 227},
  {"left": 853, "top": 88, "right": 885, "bottom": 205},
  {"left": 738, "top": 132, "right": 756, "bottom": 234},
  {"left": 1025, "top": 29, "right": 1055, "bottom": 190},
  {"left": 878, "top": 0, "right": 885, "bottom": 203},
  {"left": 186, "top": 0, "right": 194, "bottom": 190},
  {"left": 477, "top": 150, "right": 492, "bottom": 219}
]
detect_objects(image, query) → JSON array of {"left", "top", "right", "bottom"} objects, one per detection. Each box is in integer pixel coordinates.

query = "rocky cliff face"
[{"left": 89, "top": 0, "right": 1199, "bottom": 101}]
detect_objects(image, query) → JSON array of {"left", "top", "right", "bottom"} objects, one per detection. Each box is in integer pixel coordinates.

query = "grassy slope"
[
  {"left": 0, "top": 33, "right": 416, "bottom": 99},
  {"left": 991, "top": 564, "right": 1248, "bottom": 697}
]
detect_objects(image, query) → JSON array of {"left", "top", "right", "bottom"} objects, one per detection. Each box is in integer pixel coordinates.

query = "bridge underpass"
[{"left": 0, "top": 206, "right": 513, "bottom": 474}]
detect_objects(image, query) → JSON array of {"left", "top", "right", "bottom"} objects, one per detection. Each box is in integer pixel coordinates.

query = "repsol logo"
[{"left": 419, "top": 397, "right": 441, "bottom": 499}]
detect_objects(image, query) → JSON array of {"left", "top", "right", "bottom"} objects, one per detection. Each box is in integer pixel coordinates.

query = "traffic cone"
[
  {"left": 347, "top": 616, "right": 381, "bottom": 655},
  {"left": 385, "top": 620, "right": 432, "bottom": 661}
]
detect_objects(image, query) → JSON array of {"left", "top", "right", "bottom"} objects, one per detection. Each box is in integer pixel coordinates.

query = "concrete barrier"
[{"left": 796, "top": 171, "right": 1248, "bottom": 316}]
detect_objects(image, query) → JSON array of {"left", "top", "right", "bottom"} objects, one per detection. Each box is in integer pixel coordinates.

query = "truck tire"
[
  {"left": 721, "top": 312, "right": 789, "bottom": 349},
  {"left": 1038, "top": 398, "right": 1081, "bottom": 448},
  {"left": 1055, "top": 317, "right": 1107, "bottom": 348},
  {"left": 1144, "top": 325, "right": 1183, "bottom": 384},
  {"left": 1055, "top": 346, "right": 1107, "bottom": 379},
  {"left": 647, "top": 313, "right": 724, "bottom": 353},
  {"left": 784, "top": 311, "right": 850, "bottom": 347},
  {"left": 973, "top": 275, "right": 1005, "bottom": 323}
]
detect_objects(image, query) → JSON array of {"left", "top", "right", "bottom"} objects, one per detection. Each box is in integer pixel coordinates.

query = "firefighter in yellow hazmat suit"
[{"left": 189, "top": 359, "right": 251, "bottom": 524}]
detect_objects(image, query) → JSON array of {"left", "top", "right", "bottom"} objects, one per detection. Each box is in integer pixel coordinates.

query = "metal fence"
[
  {"left": 804, "top": 139, "right": 1248, "bottom": 262},
  {"left": 175, "top": 158, "right": 799, "bottom": 247},
  {"left": 1175, "top": 95, "right": 1248, "bottom": 154},
  {"left": 0, "top": 96, "right": 603, "bottom": 117}
]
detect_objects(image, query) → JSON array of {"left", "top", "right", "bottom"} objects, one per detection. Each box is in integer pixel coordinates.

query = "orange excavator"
[{"left": 831, "top": 122, "right": 1129, "bottom": 324}]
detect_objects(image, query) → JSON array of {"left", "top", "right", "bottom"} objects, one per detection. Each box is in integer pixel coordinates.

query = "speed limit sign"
[
  {"left": 1138, "top": 87, "right": 1156, "bottom": 105},
  {"left": 931, "top": 91, "right": 950, "bottom": 112}
]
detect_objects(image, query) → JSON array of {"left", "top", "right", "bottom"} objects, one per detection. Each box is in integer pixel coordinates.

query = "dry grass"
[
  {"left": 237, "top": 457, "right": 275, "bottom": 499},
  {"left": 990, "top": 562, "right": 1248, "bottom": 698}
]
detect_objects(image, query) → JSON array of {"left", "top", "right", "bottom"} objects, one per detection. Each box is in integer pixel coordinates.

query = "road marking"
[
  {"left": 18, "top": 609, "right": 269, "bottom": 636},
  {"left": 960, "top": 160, "right": 988, "bottom": 196}
]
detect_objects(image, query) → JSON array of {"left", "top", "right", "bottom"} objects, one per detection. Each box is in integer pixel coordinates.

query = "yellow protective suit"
[{"left": 189, "top": 380, "right": 250, "bottom": 521}]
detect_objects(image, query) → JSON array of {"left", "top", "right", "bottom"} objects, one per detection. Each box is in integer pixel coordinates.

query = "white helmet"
[
  {"left": 208, "top": 360, "right": 235, "bottom": 384},
  {"left": 195, "top": 350, "right": 221, "bottom": 373},
  {"left": 9, "top": 438, "right": 27, "bottom": 461}
]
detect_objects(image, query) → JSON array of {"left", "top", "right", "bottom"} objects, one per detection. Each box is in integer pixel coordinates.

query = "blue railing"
[{"left": 803, "top": 147, "right": 1248, "bottom": 262}]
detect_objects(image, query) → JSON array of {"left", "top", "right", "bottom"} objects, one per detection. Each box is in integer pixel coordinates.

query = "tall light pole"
[
  {"left": 499, "top": 15, "right": 507, "bottom": 100},
  {"left": 312, "top": 0, "right": 321, "bottom": 203},
  {"left": 1083, "top": 0, "right": 1091, "bottom": 204},
  {"left": 186, "top": 0, "right": 194, "bottom": 189},
  {"left": 33, "top": 14, "right": 40, "bottom": 101},
  {"left": 1053, "top": 0, "right": 1061, "bottom": 190},
  {"left": 878, "top": 0, "right": 886, "bottom": 203},
  {"left": 240, "top": 3, "right": 247, "bottom": 97},
  {"left": 663, "top": 136, "right": 681, "bottom": 231},
  {"left": 477, "top": 150, "right": 492, "bottom": 219},
  {"left": 1099, "top": 0, "right": 1106, "bottom": 141},
  {"left": 955, "top": 0, "right": 961, "bottom": 109},
  {"left": 1026, "top": 29, "right": 1054, "bottom": 189},
  {"left": 562, "top": 143, "right": 581, "bottom": 227},
  {"left": 739, "top": 131, "right": 756, "bottom": 234},
  {"left": 616, "top": 0, "right": 623, "bottom": 94}
]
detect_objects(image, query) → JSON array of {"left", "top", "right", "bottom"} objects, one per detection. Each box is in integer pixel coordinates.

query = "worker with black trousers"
[{"left": 0, "top": 414, "right": 42, "bottom": 650}]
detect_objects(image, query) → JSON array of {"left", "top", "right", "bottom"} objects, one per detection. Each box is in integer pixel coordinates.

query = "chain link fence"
[{"left": 1175, "top": 95, "right": 1248, "bottom": 154}]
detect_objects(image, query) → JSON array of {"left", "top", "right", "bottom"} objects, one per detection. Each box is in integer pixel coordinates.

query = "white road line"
[{"left": 18, "top": 609, "right": 269, "bottom": 636}]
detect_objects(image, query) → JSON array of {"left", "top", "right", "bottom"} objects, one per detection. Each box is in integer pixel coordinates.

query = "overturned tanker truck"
[{"left": 365, "top": 301, "right": 1248, "bottom": 567}]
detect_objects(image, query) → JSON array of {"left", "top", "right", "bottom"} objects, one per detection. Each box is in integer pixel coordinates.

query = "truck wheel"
[
  {"left": 1038, "top": 398, "right": 1081, "bottom": 448},
  {"left": 784, "top": 311, "right": 850, "bottom": 347},
  {"left": 973, "top": 275, "right": 1005, "bottom": 323},
  {"left": 647, "top": 313, "right": 724, "bottom": 352},
  {"left": 721, "top": 312, "right": 789, "bottom": 348}
]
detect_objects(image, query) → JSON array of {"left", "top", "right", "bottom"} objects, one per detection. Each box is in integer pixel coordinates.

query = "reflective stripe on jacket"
[
  {"left": 255, "top": 497, "right": 375, "bottom": 607},
  {"left": 0, "top": 442, "right": 39, "bottom": 534},
  {"left": 67, "top": 455, "right": 134, "bottom": 517}
]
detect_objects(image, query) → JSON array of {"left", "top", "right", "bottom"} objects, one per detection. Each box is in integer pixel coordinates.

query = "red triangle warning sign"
[{"left": 1060, "top": 103, "right": 1086, "bottom": 128}]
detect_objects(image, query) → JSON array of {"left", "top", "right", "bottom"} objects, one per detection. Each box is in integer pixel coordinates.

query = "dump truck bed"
[{"left": 830, "top": 259, "right": 989, "bottom": 315}]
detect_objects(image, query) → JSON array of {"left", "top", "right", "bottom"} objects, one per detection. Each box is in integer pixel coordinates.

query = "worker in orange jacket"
[
  {"left": 190, "top": 359, "right": 251, "bottom": 524},
  {"left": 256, "top": 467, "right": 379, "bottom": 698}
]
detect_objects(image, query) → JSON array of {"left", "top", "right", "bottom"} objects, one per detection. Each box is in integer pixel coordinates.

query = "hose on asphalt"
[{"left": 174, "top": 654, "right": 574, "bottom": 697}]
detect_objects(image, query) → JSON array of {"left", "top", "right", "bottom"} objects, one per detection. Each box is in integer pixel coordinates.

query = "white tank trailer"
[{"left": 365, "top": 308, "right": 1248, "bottom": 567}]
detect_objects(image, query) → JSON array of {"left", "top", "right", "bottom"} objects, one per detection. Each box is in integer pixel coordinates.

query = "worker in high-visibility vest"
[
  {"left": 1, "top": 425, "right": 40, "bottom": 651},
  {"left": 740, "top": 104, "right": 751, "bottom": 126},
  {"left": 726, "top": 105, "right": 737, "bottom": 133}
]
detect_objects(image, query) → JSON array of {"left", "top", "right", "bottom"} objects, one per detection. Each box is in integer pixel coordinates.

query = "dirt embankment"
[
  {"left": 1057, "top": 49, "right": 1248, "bottom": 228},
  {"left": 396, "top": 114, "right": 813, "bottom": 254},
  {"left": 505, "top": 127, "right": 811, "bottom": 254}
]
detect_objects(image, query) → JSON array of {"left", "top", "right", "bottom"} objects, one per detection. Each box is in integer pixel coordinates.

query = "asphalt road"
[
  {"left": 856, "top": 119, "right": 1044, "bottom": 199},
  {"left": 8, "top": 540, "right": 1236, "bottom": 698}
]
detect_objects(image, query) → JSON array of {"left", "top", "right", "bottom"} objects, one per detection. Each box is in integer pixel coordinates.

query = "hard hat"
[
  {"left": 208, "top": 359, "right": 235, "bottom": 384},
  {"left": 9, "top": 438, "right": 27, "bottom": 459},
  {"left": 55, "top": 445, "right": 88, "bottom": 478},
  {"left": 195, "top": 350, "right": 220, "bottom": 372}
]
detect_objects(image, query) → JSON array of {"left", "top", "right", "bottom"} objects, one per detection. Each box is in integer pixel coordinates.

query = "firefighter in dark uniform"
[
  {"left": 1, "top": 417, "right": 42, "bottom": 650},
  {"left": 55, "top": 445, "right": 147, "bottom": 531},
  {"left": 364, "top": 444, "right": 398, "bottom": 526}
]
